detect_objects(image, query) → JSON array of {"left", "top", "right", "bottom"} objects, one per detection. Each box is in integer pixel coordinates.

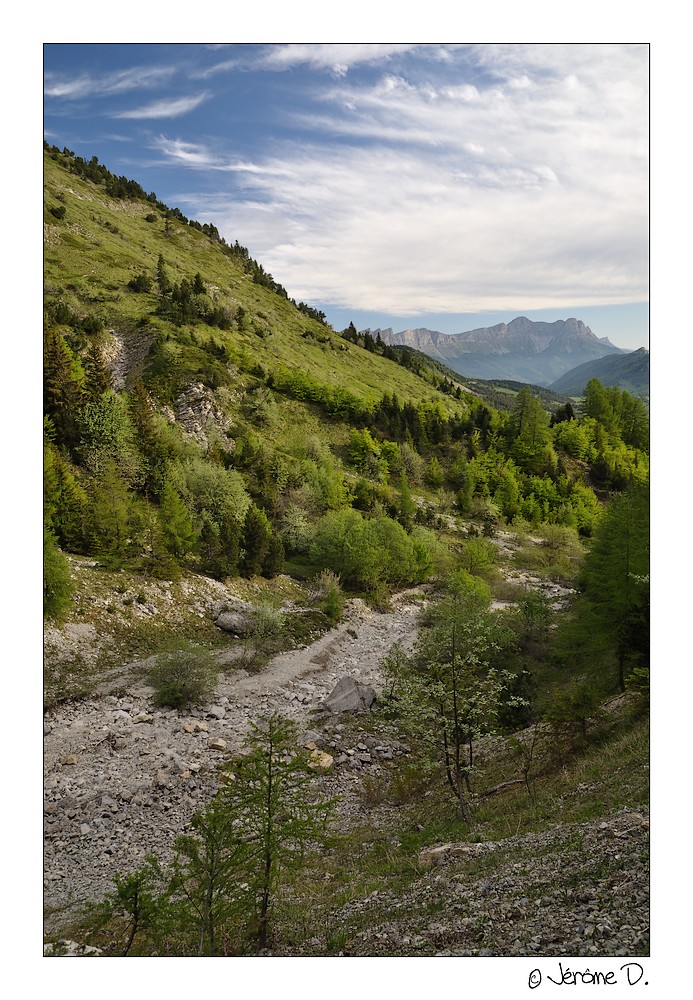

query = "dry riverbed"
[{"left": 43, "top": 588, "right": 424, "bottom": 937}]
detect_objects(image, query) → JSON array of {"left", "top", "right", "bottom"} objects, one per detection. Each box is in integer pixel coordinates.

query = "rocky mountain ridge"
[{"left": 374, "top": 317, "right": 629, "bottom": 386}]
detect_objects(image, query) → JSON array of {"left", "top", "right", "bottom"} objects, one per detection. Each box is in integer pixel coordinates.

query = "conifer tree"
[
  {"left": 159, "top": 480, "right": 196, "bottom": 558},
  {"left": 166, "top": 796, "right": 250, "bottom": 955},
  {"left": 575, "top": 483, "right": 649, "bottom": 691},
  {"left": 87, "top": 459, "right": 135, "bottom": 562},
  {"left": 43, "top": 326, "right": 83, "bottom": 449},
  {"left": 44, "top": 442, "right": 88, "bottom": 549},
  {"left": 241, "top": 504, "right": 272, "bottom": 578},
  {"left": 262, "top": 532, "right": 285, "bottom": 579},
  {"left": 82, "top": 340, "right": 113, "bottom": 402},
  {"left": 223, "top": 715, "right": 333, "bottom": 950},
  {"left": 156, "top": 253, "right": 171, "bottom": 296},
  {"left": 44, "top": 525, "right": 74, "bottom": 621}
]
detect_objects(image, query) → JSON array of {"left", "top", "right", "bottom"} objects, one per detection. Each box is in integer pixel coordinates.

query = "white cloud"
[
  {"left": 256, "top": 43, "right": 421, "bottom": 75},
  {"left": 198, "top": 43, "right": 422, "bottom": 80},
  {"left": 151, "top": 136, "right": 222, "bottom": 167},
  {"left": 162, "top": 44, "right": 648, "bottom": 316},
  {"left": 113, "top": 93, "right": 209, "bottom": 119},
  {"left": 44, "top": 65, "right": 175, "bottom": 100}
]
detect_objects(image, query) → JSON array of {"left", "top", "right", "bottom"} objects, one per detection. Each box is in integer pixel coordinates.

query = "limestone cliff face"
[{"left": 374, "top": 317, "right": 627, "bottom": 385}]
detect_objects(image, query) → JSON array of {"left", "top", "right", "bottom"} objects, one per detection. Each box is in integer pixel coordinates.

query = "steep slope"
[
  {"left": 549, "top": 347, "right": 649, "bottom": 398},
  {"left": 43, "top": 147, "right": 466, "bottom": 416},
  {"left": 376, "top": 317, "right": 628, "bottom": 385}
]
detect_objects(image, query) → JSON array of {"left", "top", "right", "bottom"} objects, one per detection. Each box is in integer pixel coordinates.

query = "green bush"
[
  {"left": 128, "top": 273, "right": 153, "bottom": 293},
  {"left": 312, "top": 569, "right": 345, "bottom": 623},
  {"left": 149, "top": 641, "right": 219, "bottom": 708},
  {"left": 310, "top": 508, "right": 423, "bottom": 590},
  {"left": 241, "top": 605, "right": 287, "bottom": 667}
]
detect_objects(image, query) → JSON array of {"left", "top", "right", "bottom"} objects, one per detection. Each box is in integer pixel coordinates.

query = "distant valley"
[{"left": 373, "top": 316, "right": 631, "bottom": 386}]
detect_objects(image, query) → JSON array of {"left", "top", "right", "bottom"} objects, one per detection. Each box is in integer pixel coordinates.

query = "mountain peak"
[{"left": 375, "top": 316, "right": 625, "bottom": 385}]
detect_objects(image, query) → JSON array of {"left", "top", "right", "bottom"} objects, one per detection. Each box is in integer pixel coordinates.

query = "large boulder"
[
  {"left": 323, "top": 676, "right": 377, "bottom": 714},
  {"left": 215, "top": 599, "right": 255, "bottom": 637}
]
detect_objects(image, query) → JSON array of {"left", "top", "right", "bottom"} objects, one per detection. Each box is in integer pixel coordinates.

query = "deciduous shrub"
[{"left": 149, "top": 641, "right": 219, "bottom": 708}]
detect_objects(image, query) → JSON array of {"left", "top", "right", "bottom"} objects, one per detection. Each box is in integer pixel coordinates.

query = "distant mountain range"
[
  {"left": 372, "top": 316, "right": 630, "bottom": 386},
  {"left": 549, "top": 347, "right": 649, "bottom": 398}
]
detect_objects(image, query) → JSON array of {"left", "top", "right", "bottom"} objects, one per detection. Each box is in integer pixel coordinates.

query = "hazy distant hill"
[
  {"left": 375, "top": 317, "right": 628, "bottom": 385},
  {"left": 549, "top": 347, "right": 649, "bottom": 398}
]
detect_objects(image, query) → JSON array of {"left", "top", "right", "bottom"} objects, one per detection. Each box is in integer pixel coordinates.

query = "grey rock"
[
  {"left": 323, "top": 676, "right": 377, "bottom": 714},
  {"left": 215, "top": 600, "right": 255, "bottom": 636},
  {"left": 298, "top": 729, "right": 322, "bottom": 746}
]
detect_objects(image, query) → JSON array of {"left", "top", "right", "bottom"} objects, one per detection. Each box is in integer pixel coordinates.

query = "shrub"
[
  {"left": 149, "top": 641, "right": 219, "bottom": 708},
  {"left": 128, "top": 273, "right": 153, "bottom": 293},
  {"left": 312, "top": 569, "right": 344, "bottom": 623},
  {"left": 241, "top": 605, "right": 286, "bottom": 667},
  {"left": 458, "top": 535, "right": 497, "bottom": 575},
  {"left": 50, "top": 205, "right": 66, "bottom": 220},
  {"left": 310, "top": 508, "right": 421, "bottom": 589}
]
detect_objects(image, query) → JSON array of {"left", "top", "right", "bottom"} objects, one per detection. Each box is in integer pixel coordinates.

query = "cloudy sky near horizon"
[{"left": 44, "top": 43, "right": 649, "bottom": 349}]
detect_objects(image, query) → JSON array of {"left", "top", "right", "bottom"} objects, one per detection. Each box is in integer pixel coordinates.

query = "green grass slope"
[{"left": 44, "top": 148, "right": 468, "bottom": 416}]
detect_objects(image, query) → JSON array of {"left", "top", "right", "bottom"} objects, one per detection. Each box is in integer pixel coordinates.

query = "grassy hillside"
[{"left": 43, "top": 147, "right": 469, "bottom": 416}]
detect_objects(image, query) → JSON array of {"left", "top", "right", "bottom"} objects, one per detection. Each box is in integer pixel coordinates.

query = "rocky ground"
[
  {"left": 43, "top": 588, "right": 424, "bottom": 937},
  {"left": 291, "top": 808, "right": 650, "bottom": 957}
]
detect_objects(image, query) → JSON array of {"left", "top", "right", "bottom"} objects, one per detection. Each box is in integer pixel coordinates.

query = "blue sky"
[{"left": 44, "top": 43, "right": 649, "bottom": 349}]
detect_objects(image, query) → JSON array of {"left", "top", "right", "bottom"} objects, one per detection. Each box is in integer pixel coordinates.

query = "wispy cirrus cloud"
[
  {"left": 112, "top": 93, "right": 210, "bottom": 120},
  {"left": 151, "top": 136, "right": 223, "bottom": 167},
  {"left": 151, "top": 135, "right": 294, "bottom": 177},
  {"left": 44, "top": 64, "right": 175, "bottom": 100},
  {"left": 199, "top": 43, "right": 422, "bottom": 79},
  {"left": 257, "top": 43, "right": 421, "bottom": 76}
]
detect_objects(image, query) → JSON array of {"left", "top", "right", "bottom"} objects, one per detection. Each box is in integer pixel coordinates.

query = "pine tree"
[
  {"left": 156, "top": 253, "right": 171, "bottom": 296},
  {"left": 576, "top": 483, "right": 649, "bottom": 691},
  {"left": 241, "top": 504, "right": 272, "bottom": 578},
  {"left": 87, "top": 459, "right": 135, "bottom": 562},
  {"left": 262, "top": 532, "right": 285, "bottom": 579},
  {"left": 509, "top": 387, "right": 552, "bottom": 470},
  {"left": 82, "top": 340, "right": 113, "bottom": 402},
  {"left": 166, "top": 796, "right": 250, "bottom": 955},
  {"left": 44, "top": 442, "right": 88, "bottom": 549},
  {"left": 159, "top": 480, "right": 196, "bottom": 558},
  {"left": 44, "top": 326, "right": 83, "bottom": 449},
  {"left": 128, "top": 379, "right": 169, "bottom": 495},
  {"left": 223, "top": 715, "right": 333, "bottom": 949},
  {"left": 44, "top": 525, "right": 74, "bottom": 621}
]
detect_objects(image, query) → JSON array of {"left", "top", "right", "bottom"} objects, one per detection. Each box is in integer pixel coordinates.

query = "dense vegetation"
[{"left": 43, "top": 144, "right": 649, "bottom": 956}]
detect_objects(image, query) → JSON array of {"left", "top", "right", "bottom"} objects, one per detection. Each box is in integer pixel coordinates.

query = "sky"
[{"left": 43, "top": 42, "right": 649, "bottom": 350}]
